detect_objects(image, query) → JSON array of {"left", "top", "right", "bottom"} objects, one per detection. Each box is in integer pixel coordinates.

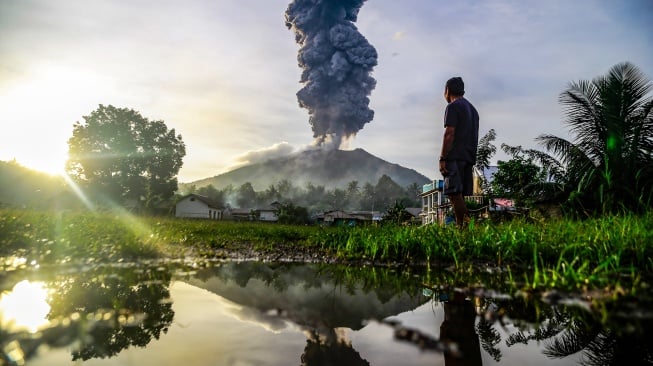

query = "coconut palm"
[{"left": 537, "top": 62, "right": 653, "bottom": 215}]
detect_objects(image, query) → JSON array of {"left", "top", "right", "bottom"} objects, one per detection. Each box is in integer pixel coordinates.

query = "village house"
[
  {"left": 221, "top": 202, "right": 281, "bottom": 222},
  {"left": 258, "top": 201, "right": 282, "bottom": 222},
  {"left": 175, "top": 194, "right": 223, "bottom": 220},
  {"left": 316, "top": 210, "right": 383, "bottom": 226}
]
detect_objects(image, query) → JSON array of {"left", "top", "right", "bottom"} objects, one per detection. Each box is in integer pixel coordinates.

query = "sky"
[{"left": 1, "top": 0, "right": 652, "bottom": 183}]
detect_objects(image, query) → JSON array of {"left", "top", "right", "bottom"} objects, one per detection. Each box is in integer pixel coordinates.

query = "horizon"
[{"left": 1, "top": 1, "right": 651, "bottom": 182}]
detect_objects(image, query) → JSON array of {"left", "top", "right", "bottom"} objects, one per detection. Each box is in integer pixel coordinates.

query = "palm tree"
[
  {"left": 475, "top": 129, "right": 497, "bottom": 195},
  {"left": 537, "top": 62, "right": 653, "bottom": 215}
]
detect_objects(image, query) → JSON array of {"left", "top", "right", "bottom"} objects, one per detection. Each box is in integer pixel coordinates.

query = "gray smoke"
[{"left": 285, "top": 0, "right": 377, "bottom": 148}]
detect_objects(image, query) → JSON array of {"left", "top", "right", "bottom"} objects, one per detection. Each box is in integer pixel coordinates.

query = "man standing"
[{"left": 439, "top": 77, "right": 479, "bottom": 227}]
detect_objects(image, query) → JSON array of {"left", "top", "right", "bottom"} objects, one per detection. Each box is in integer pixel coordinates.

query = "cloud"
[
  {"left": 392, "top": 31, "right": 406, "bottom": 40},
  {"left": 223, "top": 142, "right": 297, "bottom": 172}
]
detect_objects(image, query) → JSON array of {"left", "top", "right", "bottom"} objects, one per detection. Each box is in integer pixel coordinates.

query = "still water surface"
[{"left": 1, "top": 260, "right": 650, "bottom": 365}]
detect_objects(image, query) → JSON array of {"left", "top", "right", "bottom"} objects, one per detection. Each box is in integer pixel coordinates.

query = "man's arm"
[{"left": 439, "top": 126, "right": 455, "bottom": 175}]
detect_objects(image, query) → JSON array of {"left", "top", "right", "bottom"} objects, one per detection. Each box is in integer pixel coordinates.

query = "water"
[{"left": 1, "top": 260, "right": 651, "bottom": 365}]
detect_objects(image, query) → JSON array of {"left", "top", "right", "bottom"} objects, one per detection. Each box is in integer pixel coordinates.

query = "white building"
[{"left": 175, "top": 194, "right": 223, "bottom": 220}]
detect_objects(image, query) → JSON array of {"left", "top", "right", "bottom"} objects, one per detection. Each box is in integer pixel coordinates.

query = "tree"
[
  {"left": 345, "top": 180, "right": 361, "bottom": 208},
  {"left": 236, "top": 182, "right": 257, "bottom": 208},
  {"left": 328, "top": 188, "right": 348, "bottom": 210},
  {"left": 374, "top": 175, "right": 405, "bottom": 210},
  {"left": 66, "top": 105, "right": 185, "bottom": 210},
  {"left": 475, "top": 129, "right": 497, "bottom": 194},
  {"left": 404, "top": 182, "right": 422, "bottom": 207},
  {"left": 196, "top": 184, "right": 225, "bottom": 208},
  {"left": 491, "top": 148, "right": 546, "bottom": 206},
  {"left": 360, "top": 182, "right": 376, "bottom": 210},
  {"left": 537, "top": 62, "right": 653, "bottom": 214},
  {"left": 381, "top": 200, "right": 412, "bottom": 225},
  {"left": 275, "top": 202, "right": 310, "bottom": 224}
]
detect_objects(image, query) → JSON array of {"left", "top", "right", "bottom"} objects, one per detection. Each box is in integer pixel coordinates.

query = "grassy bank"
[{"left": 1, "top": 208, "right": 651, "bottom": 292}]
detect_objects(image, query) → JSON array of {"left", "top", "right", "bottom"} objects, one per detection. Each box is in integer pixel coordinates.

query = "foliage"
[
  {"left": 236, "top": 182, "right": 257, "bottom": 208},
  {"left": 536, "top": 62, "right": 653, "bottom": 215},
  {"left": 3, "top": 208, "right": 652, "bottom": 293},
  {"left": 66, "top": 105, "right": 186, "bottom": 211},
  {"left": 0, "top": 160, "right": 79, "bottom": 209},
  {"left": 275, "top": 202, "right": 311, "bottom": 225},
  {"left": 381, "top": 200, "right": 413, "bottom": 225},
  {"left": 179, "top": 175, "right": 423, "bottom": 214},
  {"left": 475, "top": 129, "right": 498, "bottom": 193},
  {"left": 47, "top": 265, "right": 174, "bottom": 360},
  {"left": 492, "top": 145, "right": 548, "bottom": 206}
]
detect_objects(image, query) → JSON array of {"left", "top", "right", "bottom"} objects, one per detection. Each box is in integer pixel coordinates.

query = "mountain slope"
[{"left": 186, "top": 148, "right": 430, "bottom": 190}]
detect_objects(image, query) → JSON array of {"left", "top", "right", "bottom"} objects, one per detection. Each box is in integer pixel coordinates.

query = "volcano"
[{"left": 184, "top": 148, "right": 430, "bottom": 191}]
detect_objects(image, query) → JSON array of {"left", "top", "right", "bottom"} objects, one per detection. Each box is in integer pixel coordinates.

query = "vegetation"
[
  {"left": 533, "top": 62, "right": 653, "bottom": 215},
  {"left": 0, "top": 160, "right": 78, "bottom": 210},
  {"left": 2, "top": 208, "right": 651, "bottom": 294},
  {"left": 491, "top": 145, "right": 548, "bottom": 206},
  {"left": 184, "top": 174, "right": 421, "bottom": 213},
  {"left": 66, "top": 105, "right": 186, "bottom": 211},
  {"left": 472, "top": 62, "right": 653, "bottom": 217}
]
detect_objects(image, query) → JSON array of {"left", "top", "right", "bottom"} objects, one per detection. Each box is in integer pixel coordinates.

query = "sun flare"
[
  {"left": 0, "top": 63, "right": 107, "bottom": 176},
  {"left": 0, "top": 280, "right": 51, "bottom": 333}
]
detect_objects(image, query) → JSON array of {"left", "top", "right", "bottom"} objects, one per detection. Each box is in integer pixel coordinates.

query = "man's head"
[{"left": 444, "top": 77, "right": 465, "bottom": 102}]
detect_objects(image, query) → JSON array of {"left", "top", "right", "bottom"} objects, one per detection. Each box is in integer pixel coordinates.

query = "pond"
[{"left": 1, "top": 259, "right": 651, "bottom": 365}]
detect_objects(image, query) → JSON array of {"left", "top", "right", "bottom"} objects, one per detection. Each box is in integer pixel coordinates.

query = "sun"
[
  {"left": 0, "top": 63, "right": 108, "bottom": 176},
  {"left": 0, "top": 280, "right": 51, "bottom": 333}
]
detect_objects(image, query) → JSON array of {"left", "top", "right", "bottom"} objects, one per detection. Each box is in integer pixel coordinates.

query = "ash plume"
[{"left": 285, "top": 0, "right": 377, "bottom": 149}]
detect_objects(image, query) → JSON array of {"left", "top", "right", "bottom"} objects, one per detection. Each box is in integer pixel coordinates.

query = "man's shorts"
[{"left": 443, "top": 160, "right": 474, "bottom": 196}]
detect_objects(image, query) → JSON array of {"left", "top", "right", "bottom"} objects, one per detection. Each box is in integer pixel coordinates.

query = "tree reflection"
[
  {"left": 46, "top": 264, "right": 175, "bottom": 360},
  {"left": 504, "top": 300, "right": 653, "bottom": 365},
  {"left": 301, "top": 329, "right": 370, "bottom": 366},
  {"left": 461, "top": 291, "right": 653, "bottom": 365},
  {"left": 0, "top": 263, "right": 175, "bottom": 363}
]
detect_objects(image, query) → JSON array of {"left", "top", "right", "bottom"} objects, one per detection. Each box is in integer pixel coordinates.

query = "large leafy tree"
[
  {"left": 66, "top": 105, "right": 185, "bottom": 209},
  {"left": 492, "top": 145, "right": 547, "bottom": 206},
  {"left": 537, "top": 62, "right": 653, "bottom": 214}
]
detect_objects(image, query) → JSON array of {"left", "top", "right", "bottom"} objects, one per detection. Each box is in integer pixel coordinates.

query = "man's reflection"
[{"left": 440, "top": 291, "right": 482, "bottom": 366}]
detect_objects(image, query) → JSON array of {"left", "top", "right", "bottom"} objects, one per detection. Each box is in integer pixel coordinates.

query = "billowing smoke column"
[{"left": 285, "top": 0, "right": 377, "bottom": 149}]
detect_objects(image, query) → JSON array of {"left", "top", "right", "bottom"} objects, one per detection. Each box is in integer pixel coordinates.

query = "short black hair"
[{"left": 445, "top": 77, "right": 465, "bottom": 96}]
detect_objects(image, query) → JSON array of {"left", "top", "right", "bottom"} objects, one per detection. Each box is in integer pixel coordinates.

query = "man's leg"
[{"left": 448, "top": 193, "right": 468, "bottom": 228}]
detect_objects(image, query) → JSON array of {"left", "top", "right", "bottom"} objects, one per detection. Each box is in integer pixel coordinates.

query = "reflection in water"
[
  {"left": 46, "top": 264, "right": 175, "bottom": 361},
  {"left": 0, "top": 280, "right": 50, "bottom": 333},
  {"left": 440, "top": 291, "right": 482, "bottom": 366},
  {"left": 0, "top": 262, "right": 175, "bottom": 364},
  {"left": 302, "top": 329, "right": 370, "bottom": 366},
  {"left": 0, "top": 260, "right": 651, "bottom": 365}
]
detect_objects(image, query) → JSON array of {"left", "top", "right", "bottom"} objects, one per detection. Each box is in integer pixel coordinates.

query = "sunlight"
[
  {"left": 0, "top": 280, "right": 51, "bottom": 333},
  {"left": 0, "top": 63, "right": 107, "bottom": 176},
  {"left": 61, "top": 172, "right": 96, "bottom": 210}
]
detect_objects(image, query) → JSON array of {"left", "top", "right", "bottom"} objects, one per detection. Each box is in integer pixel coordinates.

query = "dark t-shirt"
[{"left": 444, "top": 97, "right": 479, "bottom": 163}]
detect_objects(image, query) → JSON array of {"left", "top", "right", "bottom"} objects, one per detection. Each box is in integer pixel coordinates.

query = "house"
[
  {"left": 419, "top": 176, "right": 485, "bottom": 225},
  {"left": 223, "top": 208, "right": 254, "bottom": 221},
  {"left": 175, "top": 194, "right": 223, "bottom": 220},
  {"left": 316, "top": 210, "right": 382, "bottom": 226},
  {"left": 404, "top": 207, "right": 423, "bottom": 224},
  {"left": 257, "top": 202, "right": 282, "bottom": 222},
  {"left": 223, "top": 202, "right": 281, "bottom": 222}
]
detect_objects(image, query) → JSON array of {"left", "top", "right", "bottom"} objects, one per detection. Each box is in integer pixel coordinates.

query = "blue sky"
[{"left": 1, "top": 0, "right": 651, "bottom": 183}]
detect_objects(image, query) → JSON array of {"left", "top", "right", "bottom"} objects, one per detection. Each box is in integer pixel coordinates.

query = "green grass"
[{"left": 1, "top": 208, "right": 651, "bottom": 292}]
